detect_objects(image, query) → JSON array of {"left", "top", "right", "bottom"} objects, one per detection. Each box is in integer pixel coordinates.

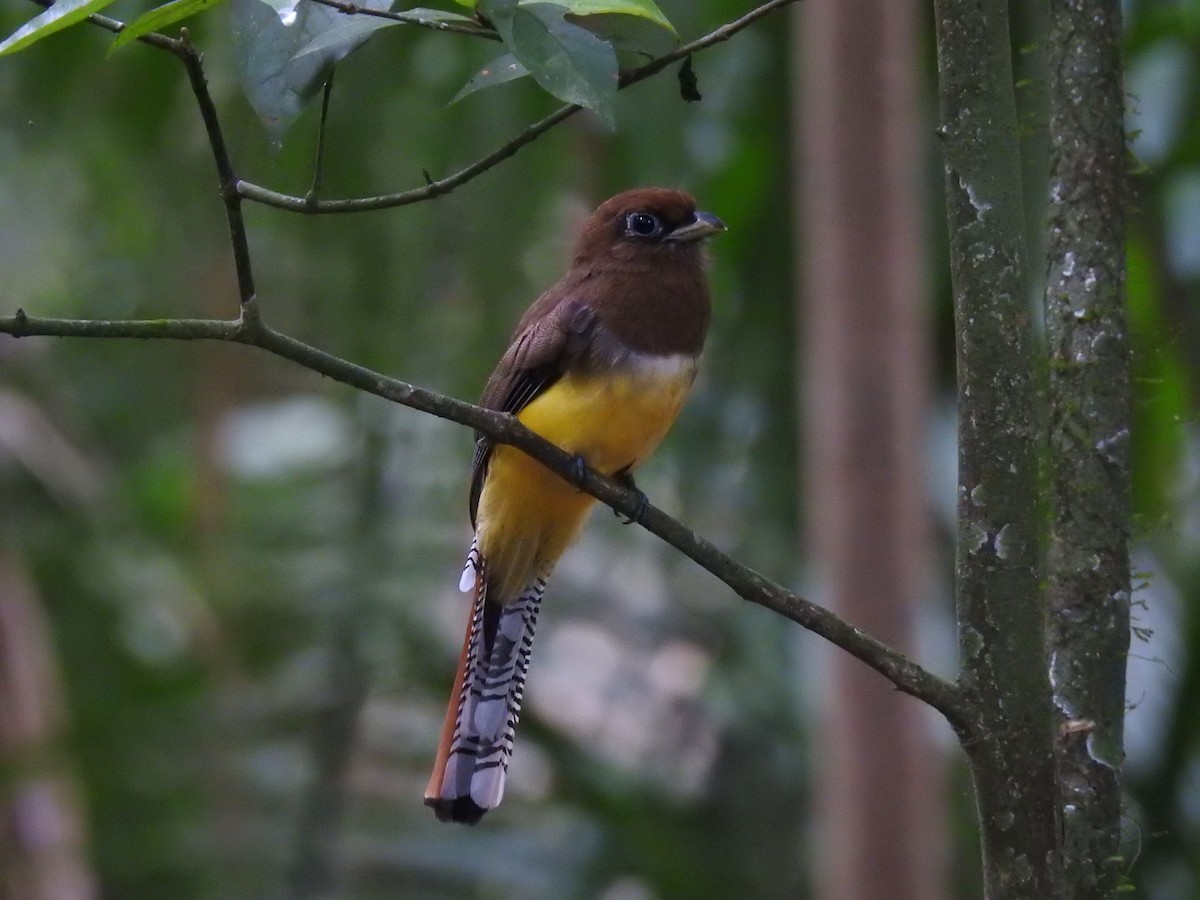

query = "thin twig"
[
  {"left": 0, "top": 311, "right": 974, "bottom": 738},
  {"left": 175, "top": 29, "right": 257, "bottom": 306},
  {"left": 237, "top": 104, "right": 579, "bottom": 214},
  {"left": 235, "top": 0, "right": 802, "bottom": 214},
  {"left": 306, "top": 0, "right": 501, "bottom": 40},
  {"left": 307, "top": 71, "right": 336, "bottom": 205}
]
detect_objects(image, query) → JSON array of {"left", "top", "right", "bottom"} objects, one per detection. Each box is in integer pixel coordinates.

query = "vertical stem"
[
  {"left": 306, "top": 72, "right": 336, "bottom": 204},
  {"left": 1044, "top": 0, "right": 1131, "bottom": 895},
  {"left": 932, "top": 0, "right": 1061, "bottom": 895},
  {"left": 794, "top": 0, "right": 943, "bottom": 897}
]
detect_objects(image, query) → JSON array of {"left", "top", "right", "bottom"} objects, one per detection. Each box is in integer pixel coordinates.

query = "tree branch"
[
  {"left": 0, "top": 310, "right": 974, "bottom": 737},
  {"left": 234, "top": 0, "right": 803, "bottom": 214},
  {"left": 169, "top": 31, "right": 258, "bottom": 306}
]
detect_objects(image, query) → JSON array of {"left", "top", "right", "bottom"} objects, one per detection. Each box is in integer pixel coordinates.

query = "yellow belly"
[{"left": 475, "top": 357, "right": 696, "bottom": 601}]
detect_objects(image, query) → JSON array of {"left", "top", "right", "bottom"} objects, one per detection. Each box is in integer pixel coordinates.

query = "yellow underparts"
[{"left": 475, "top": 357, "right": 697, "bottom": 602}]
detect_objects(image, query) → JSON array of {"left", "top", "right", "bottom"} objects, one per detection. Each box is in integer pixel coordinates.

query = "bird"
[{"left": 424, "top": 187, "right": 725, "bottom": 824}]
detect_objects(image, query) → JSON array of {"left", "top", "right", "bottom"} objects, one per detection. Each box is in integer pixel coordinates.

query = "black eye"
[{"left": 625, "top": 212, "right": 663, "bottom": 238}]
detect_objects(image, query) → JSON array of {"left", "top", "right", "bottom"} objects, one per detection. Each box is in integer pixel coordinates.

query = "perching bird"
[{"left": 424, "top": 187, "right": 725, "bottom": 824}]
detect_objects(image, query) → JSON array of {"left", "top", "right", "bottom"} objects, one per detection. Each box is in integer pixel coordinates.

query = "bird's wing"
[{"left": 469, "top": 297, "right": 597, "bottom": 525}]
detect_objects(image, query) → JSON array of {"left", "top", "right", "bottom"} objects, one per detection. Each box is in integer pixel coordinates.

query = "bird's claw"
[
  {"left": 612, "top": 468, "right": 646, "bottom": 525},
  {"left": 618, "top": 491, "right": 648, "bottom": 525},
  {"left": 569, "top": 454, "right": 589, "bottom": 488}
]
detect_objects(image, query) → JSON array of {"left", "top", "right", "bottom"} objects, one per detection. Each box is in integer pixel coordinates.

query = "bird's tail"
[{"left": 424, "top": 538, "right": 545, "bottom": 824}]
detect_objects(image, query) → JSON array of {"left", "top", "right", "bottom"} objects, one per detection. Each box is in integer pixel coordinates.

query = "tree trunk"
[
  {"left": 794, "top": 1, "right": 944, "bottom": 896},
  {"left": 0, "top": 551, "right": 97, "bottom": 900},
  {"left": 932, "top": 0, "right": 1064, "bottom": 894},
  {"left": 1044, "top": 0, "right": 1132, "bottom": 895}
]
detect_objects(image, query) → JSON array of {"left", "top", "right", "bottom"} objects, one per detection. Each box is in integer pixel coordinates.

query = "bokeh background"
[{"left": 0, "top": 0, "right": 1197, "bottom": 897}]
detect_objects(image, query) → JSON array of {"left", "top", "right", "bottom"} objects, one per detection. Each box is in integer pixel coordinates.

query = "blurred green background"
[{"left": 0, "top": 0, "right": 1197, "bottom": 897}]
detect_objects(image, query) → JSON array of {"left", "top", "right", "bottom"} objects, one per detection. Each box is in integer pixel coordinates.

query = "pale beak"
[{"left": 665, "top": 210, "right": 727, "bottom": 242}]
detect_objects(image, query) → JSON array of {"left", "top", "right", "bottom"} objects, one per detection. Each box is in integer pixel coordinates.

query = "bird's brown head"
[
  {"left": 574, "top": 187, "right": 726, "bottom": 266},
  {"left": 564, "top": 188, "right": 725, "bottom": 356}
]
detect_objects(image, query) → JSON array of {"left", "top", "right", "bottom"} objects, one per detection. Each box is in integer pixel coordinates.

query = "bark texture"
[
  {"left": 1044, "top": 0, "right": 1132, "bottom": 895},
  {"left": 932, "top": 0, "right": 1062, "bottom": 894}
]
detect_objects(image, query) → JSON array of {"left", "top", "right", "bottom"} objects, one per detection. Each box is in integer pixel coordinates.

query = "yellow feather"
[{"left": 475, "top": 356, "right": 697, "bottom": 601}]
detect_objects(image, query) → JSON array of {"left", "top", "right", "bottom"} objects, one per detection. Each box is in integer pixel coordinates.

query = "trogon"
[{"left": 425, "top": 187, "right": 725, "bottom": 824}]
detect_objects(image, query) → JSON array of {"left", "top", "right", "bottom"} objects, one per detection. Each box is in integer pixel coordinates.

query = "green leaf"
[
  {"left": 403, "top": 4, "right": 477, "bottom": 21},
  {"left": 0, "top": 0, "right": 117, "bottom": 57},
  {"left": 291, "top": 7, "right": 478, "bottom": 62},
  {"left": 390, "top": 6, "right": 478, "bottom": 24},
  {"left": 449, "top": 52, "right": 528, "bottom": 104},
  {"left": 483, "top": 0, "right": 618, "bottom": 128},
  {"left": 290, "top": 15, "right": 399, "bottom": 61},
  {"left": 110, "top": 0, "right": 228, "bottom": 52},
  {"left": 571, "top": 9, "right": 676, "bottom": 63},
  {"left": 548, "top": 0, "right": 673, "bottom": 35},
  {"left": 461, "top": 0, "right": 675, "bottom": 33},
  {"left": 229, "top": 0, "right": 391, "bottom": 141}
]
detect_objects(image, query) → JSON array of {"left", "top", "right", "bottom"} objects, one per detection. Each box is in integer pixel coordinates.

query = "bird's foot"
[
  {"left": 613, "top": 468, "right": 648, "bottom": 525},
  {"left": 569, "top": 454, "right": 590, "bottom": 489}
]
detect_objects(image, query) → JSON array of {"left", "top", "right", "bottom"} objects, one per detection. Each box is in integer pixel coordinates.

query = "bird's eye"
[{"left": 625, "top": 212, "right": 663, "bottom": 239}]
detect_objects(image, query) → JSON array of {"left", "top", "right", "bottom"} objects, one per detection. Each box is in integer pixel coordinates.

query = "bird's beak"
[{"left": 665, "top": 210, "right": 727, "bottom": 243}]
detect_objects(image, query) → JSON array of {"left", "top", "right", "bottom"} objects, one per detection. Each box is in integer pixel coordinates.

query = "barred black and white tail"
[{"left": 425, "top": 539, "right": 545, "bottom": 824}]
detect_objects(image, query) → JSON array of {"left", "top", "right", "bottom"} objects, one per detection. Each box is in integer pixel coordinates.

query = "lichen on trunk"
[{"left": 1044, "top": 0, "right": 1133, "bottom": 895}]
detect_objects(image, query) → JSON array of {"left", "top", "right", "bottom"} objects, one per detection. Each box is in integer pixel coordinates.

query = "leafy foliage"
[
  {"left": 1, "top": 0, "right": 677, "bottom": 134},
  {"left": 229, "top": 0, "right": 393, "bottom": 139},
  {"left": 481, "top": 0, "right": 618, "bottom": 126},
  {"left": 0, "top": 0, "right": 117, "bottom": 56},
  {"left": 110, "top": 0, "right": 228, "bottom": 51},
  {"left": 450, "top": 51, "right": 528, "bottom": 104}
]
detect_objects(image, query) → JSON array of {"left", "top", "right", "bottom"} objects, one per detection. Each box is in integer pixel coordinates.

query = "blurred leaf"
[
  {"left": 0, "top": 0, "right": 117, "bottom": 57},
  {"left": 229, "top": 0, "right": 391, "bottom": 140},
  {"left": 457, "top": 0, "right": 674, "bottom": 32},
  {"left": 254, "top": 0, "right": 303, "bottom": 17},
  {"left": 573, "top": 9, "right": 676, "bottom": 64},
  {"left": 290, "top": 14, "right": 398, "bottom": 61},
  {"left": 552, "top": 0, "right": 673, "bottom": 34},
  {"left": 291, "top": 7, "right": 478, "bottom": 62},
  {"left": 394, "top": 5, "right": 479, "bottom": 23},
  {"left": 450, "top": 51, "right": 528, "bottom": 103},
  {"left": 482, "top": 0, "right": 618, "bottom": 127},
  {"left": 109, "top": 0, "right": 228, "bottom": 52},
  {"left": 1127, "top": 232, "right": 1188, "bottom": 524}
]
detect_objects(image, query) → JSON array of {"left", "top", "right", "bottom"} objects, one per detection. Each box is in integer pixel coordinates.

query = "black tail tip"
[{"left": 425, "top": 795, "right": 488, "bottom": 825}]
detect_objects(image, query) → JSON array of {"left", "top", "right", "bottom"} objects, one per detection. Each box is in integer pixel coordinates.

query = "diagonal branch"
[
  {"left": 234, "top": 0, "right": 803, "bottom": 214},
  {"left": 0, "top": 310, "right": 974, "bottom": 738}
]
